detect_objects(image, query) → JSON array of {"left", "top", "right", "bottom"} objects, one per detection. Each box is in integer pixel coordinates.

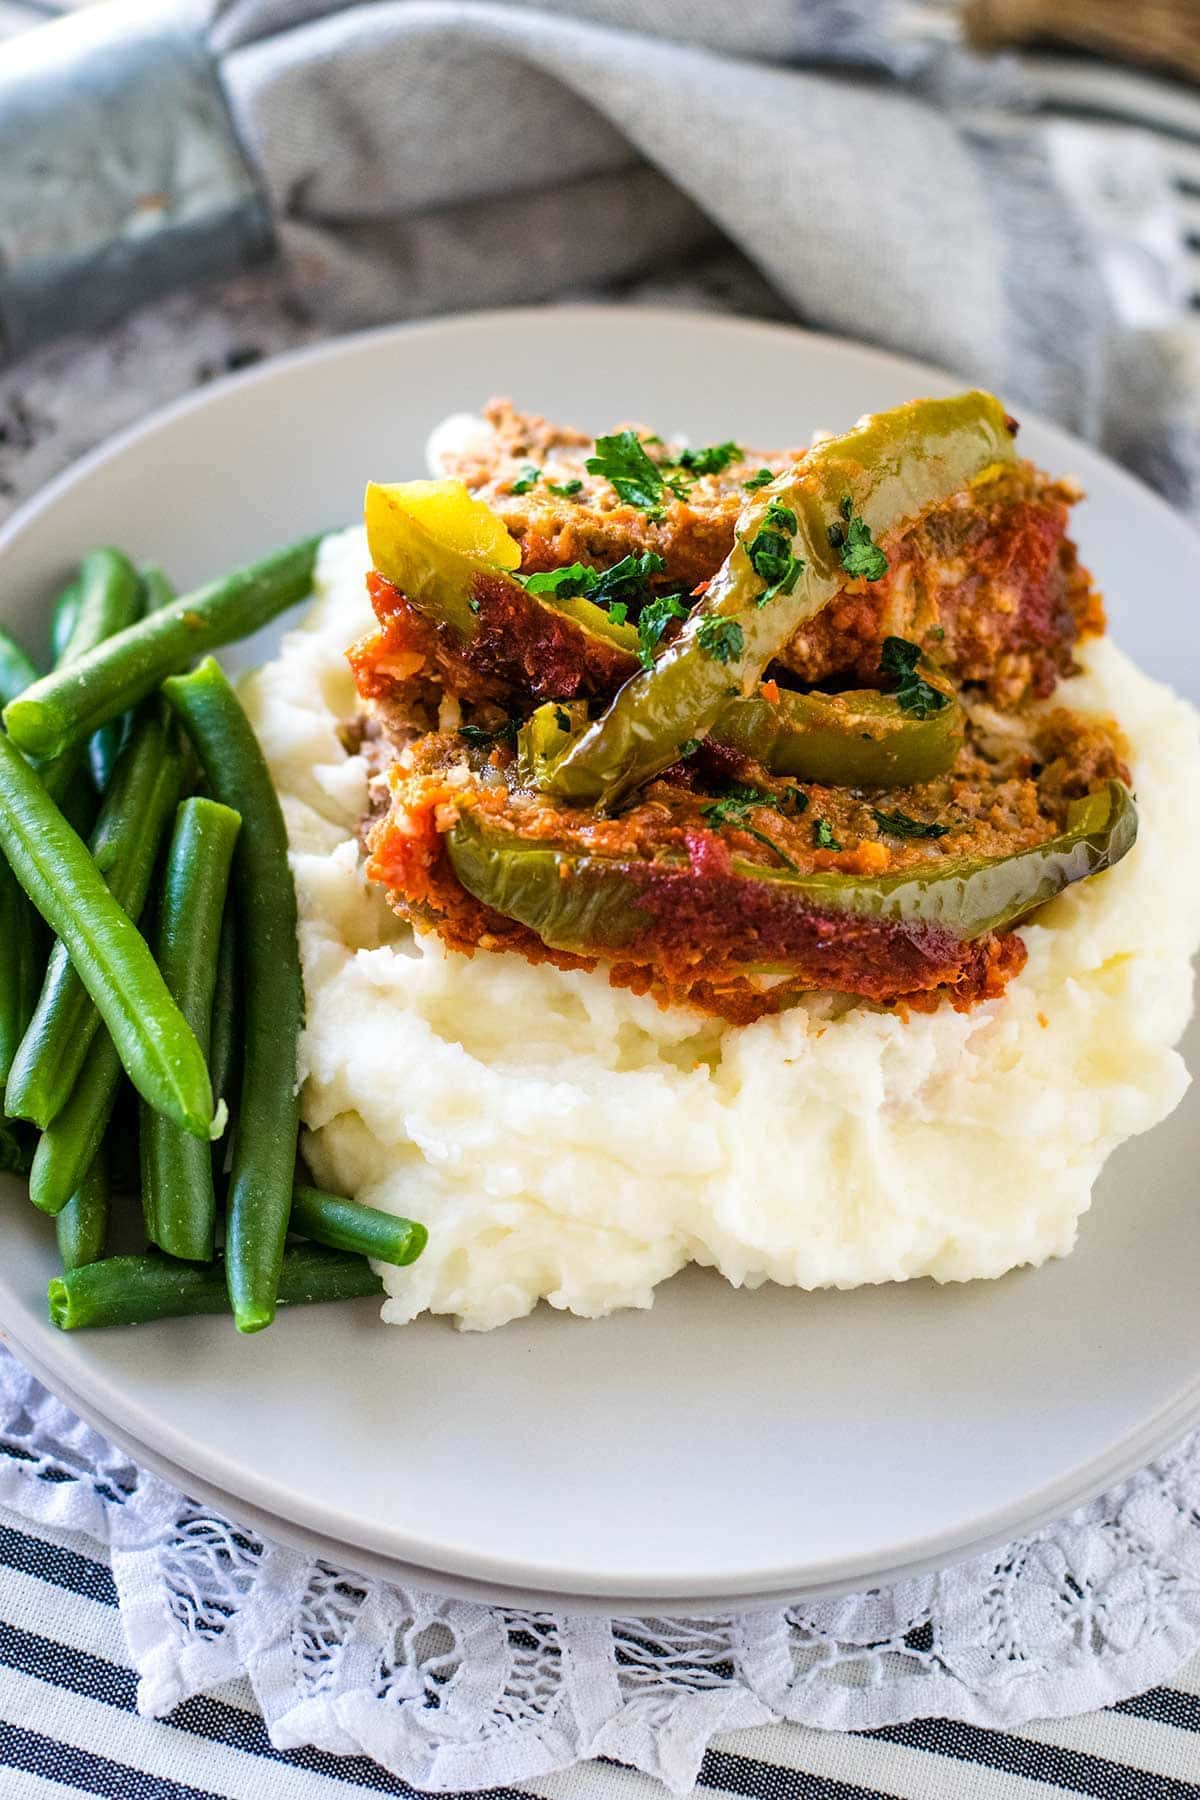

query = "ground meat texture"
[
  {"left": 440, "top": 404, "right": 1103, "bottom": 709},
  {"left": 439, "top": 398, "right": 798, "bottom": 596},
  {"left": 775, "top": 464, "right": 1103, "bottom": 706},
  {"left": 365, "top": 780, "right": 1029, "bottom": 1026},
  {"left": 361, "top": 704, "right": 1121, "bottom": 1022},
  {"left": 348, "top": 569, "right": 639, "bottom": 726}
]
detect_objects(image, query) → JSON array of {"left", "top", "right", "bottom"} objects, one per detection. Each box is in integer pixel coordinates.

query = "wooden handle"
[{"left": 964, "top": 0, "right": 1200, "bottom": 84}]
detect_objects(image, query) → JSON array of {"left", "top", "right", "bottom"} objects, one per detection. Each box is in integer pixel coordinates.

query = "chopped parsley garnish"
[
  {"left": 676, "top": 440, "right": 742, "bottom": 477},
  {"left": 678, "top": 737, "right": 703, "bottom": 758},
  {"left": 637, "top": 592, "right": 688, "bottom": 669},
  {"left": 763, "top": 500, "right": 797, "bottom": 535},
  {"left": 546, "top": 478, "right": 583, "bottom": 497},
  {"left": 745, "top": 529, "right": 793, "bottom": 586},
  {"left": 836, "top": 494, "right": 889, "bottom": 581},
  {"left": 697, "top": 616, "right": 744, "bottom": 664},
  {"left": 879, "top": 635, "right": 951, "bottom": 718},
  {"left": 510, "top": 464, "right": 541, "bottom": 495},
  {"left": 762, "top": 558, "right": 803, "bottom": 605},
  {"left": 701, "top": 784, "right": 798, "bottom": 871},
  {"left": 871, "top": 808, "right": 951, "bottom": 839},
  {"left": 459, "top": 717, "right": 518, "bottom": 750},
  {"left": 522, "top": 551, "right": 666, "bottom": 622},
  {"left": 745, "top": 521, "right": 805, "bottom": 606},
  {"left": 743, "top": 468, "right": 774, "bottom": 491},
  {"left": 553, "top": 705, "right": 573, "bottom": 732},
  {"left": 812, "top": 818, "right": 841, "bottom": 851},
  {"left": 585, "top": 431, "right": 668, "bottom": 512},
  {"left": 522, "top": 561, "right": 593, "bottom": 599}
]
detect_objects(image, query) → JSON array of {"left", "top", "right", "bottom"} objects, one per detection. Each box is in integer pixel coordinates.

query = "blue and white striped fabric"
[{"left": 3, "top": 1497, "right": 1200, "bottom": 1799}]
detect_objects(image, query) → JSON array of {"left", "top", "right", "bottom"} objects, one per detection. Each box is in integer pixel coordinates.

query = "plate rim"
[{"left": 1, "top": 302, "right": 1197, "bottom": 1608}]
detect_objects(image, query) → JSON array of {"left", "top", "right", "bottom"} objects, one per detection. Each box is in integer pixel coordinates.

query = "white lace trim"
[{"left": 2, "top": 1346, "right": 1199, "bottom": 1793}]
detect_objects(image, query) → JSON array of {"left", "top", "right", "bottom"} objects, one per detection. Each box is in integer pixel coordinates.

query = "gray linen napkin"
[{"left": 0, "top": 0, "right": 1197, "bottom": 522}]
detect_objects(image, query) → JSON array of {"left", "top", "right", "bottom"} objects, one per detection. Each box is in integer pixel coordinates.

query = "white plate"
[{"left": 0, "top": 307, "right": 1197, "bottom": 1613}]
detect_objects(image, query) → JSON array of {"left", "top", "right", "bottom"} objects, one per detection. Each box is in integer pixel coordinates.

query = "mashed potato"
[{"left": 244, "top": 526, "right": 1200, "bottom": 1330}]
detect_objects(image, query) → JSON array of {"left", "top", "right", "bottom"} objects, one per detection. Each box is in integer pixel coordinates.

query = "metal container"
[{"left": 0, "top": 0, "right": 274, "bottom": 361}]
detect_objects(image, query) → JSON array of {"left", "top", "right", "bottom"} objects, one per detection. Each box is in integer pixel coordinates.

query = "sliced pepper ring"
[
  {"left": 534, "top": 391, "right": 1019, "bottom": 809},
  {"left": 364, "top": 479, "right": 640, "bottom": 658},
  {"left": 446, "top": 781, "right": 1136, "bottom": 990},
  {"left": 520, "top": 678, "right": 965, "bottom": 791}
]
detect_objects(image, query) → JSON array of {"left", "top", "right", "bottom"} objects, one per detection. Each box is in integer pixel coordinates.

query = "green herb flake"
[
  {"left": 585, "top": 431, "right": 667, "bottom": 512},
  {"left": 701, "top": 783, "right": 797, "bottom": 870},
  {"left": 522, "top": 551, "right": 666, "bottom": 623},
  {"left": 677, "top": 440, "right": 742, "bottom": 477},
  {"left": 837, "top": 496, "right": 889, "bottom": 582},
  {"left": 523, "top": 562, "right": 595, "bottom": 599},
  {"left": 760, "top": 554, "right": 804, "bottom": 607},
  {"left": 812, "top": 818, "right": 842, "bottom": 851},
  {"left": 678, "top": 737, "right": 703, "bottom": 758},
  {"left": 553, "top": 706, "right": 572, "bottom": 733},
  {"left": 763, "top": 500, "right": 798, "bottom": 535},
  {"left": 637, "top": 592, "right": 688, "bottom": 669},
  {"left": 511, "top": 464, "right": 542, "bottom": 495},
  {"left": 879, "top": 636, "right": 951, "bottom": 718},
  {"left": 697, "top": 616, "right": 744, "bottom": 665},
  {"left": 459, "top": 717, "right": 518, "bottom": 750},
  {"left": 546, "top": 478, "right": 583, "bottom": 497},
  {"left": 745, "top": 529, "right": 792, "bottom": 586},
  {"left": 871, "top": 808, "right": 951, "bottom": 839},
  {"left": 743, "top": 468, "right": 775, "bottom": 491}
]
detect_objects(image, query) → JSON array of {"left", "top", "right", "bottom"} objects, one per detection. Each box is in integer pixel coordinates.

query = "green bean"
[
  {"left": 29, "top": 1005, "right": 120, "bottom": 1214},
  {"left": 0, "top": 730, "right": 214, "bottom": 1141},
  {"left": 5, "top": 537, "right": 322, "bottom": 761},
  {"left": 0, "top": 855, "right": 42, "bottom": 1095},
  {"left": 0, "top": 631, "right": 39, "bottom": 709},
  {"left": 40, "top": 552, "right": 142, "bottom": 807},
  {"left": 164, "top": 659, "right": 301, "bottom": 1331},
  {"left": 208, "top": 901, "right": 240, "bottom": 1143},
  {"left": 141, "top": 798, "right": 241, "bottom": 1262},
  {"left": 138, "top": 564, "right": 175, "bottom": 612},
  {"left": 6, "top": 708, "right": 188, "bottom": 1128},
  {"left": 50, "top": 579, "right": 82, "bottom": 664},
  {"left": 48, "top": 1244, "right": 383, "bottom": 1330},
  {"left": 58, "top": 548, "right": 143, "bottom": 668},
  {"left": 291, "top": 1184, "right": 427, "bottom": 1267},
  {"left": 0, "top": 648, "right": 43, "bottom": 1098},
  {"left": 89, "top": 564, "right": 176, "bottom": 794},
  {"left": 56, "top": 1148, "right": 109, "bottom": 1270}
]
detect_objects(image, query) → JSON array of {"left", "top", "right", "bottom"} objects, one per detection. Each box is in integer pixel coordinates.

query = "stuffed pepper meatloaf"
[
  {"left": 248, "top": 384, "right": 1199, "bottom": 1327},
  {"left": 348, "top": 391, "right": 1133, "bottom": 1026}
]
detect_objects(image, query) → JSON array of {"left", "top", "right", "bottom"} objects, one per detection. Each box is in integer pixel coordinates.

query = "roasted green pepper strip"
[
  {"left": 364, "top": 480, "right": 640, "bottom": 658},
  {"left": 536, "top": 392, "right": 1016, "bottom": 808},
  {"left": 711, "top": 685, "right": 962, "bottom": 786},
  {"left": 448, "top": 782, "right": 1135, "bottom": 957},
  {"left": 521, "top": 679, "right": 963, "bottom": 790}
]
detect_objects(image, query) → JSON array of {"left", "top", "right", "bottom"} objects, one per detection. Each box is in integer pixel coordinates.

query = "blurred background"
[{"left": 0, "top": 0, "right": 1197, "bottom": 521}]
